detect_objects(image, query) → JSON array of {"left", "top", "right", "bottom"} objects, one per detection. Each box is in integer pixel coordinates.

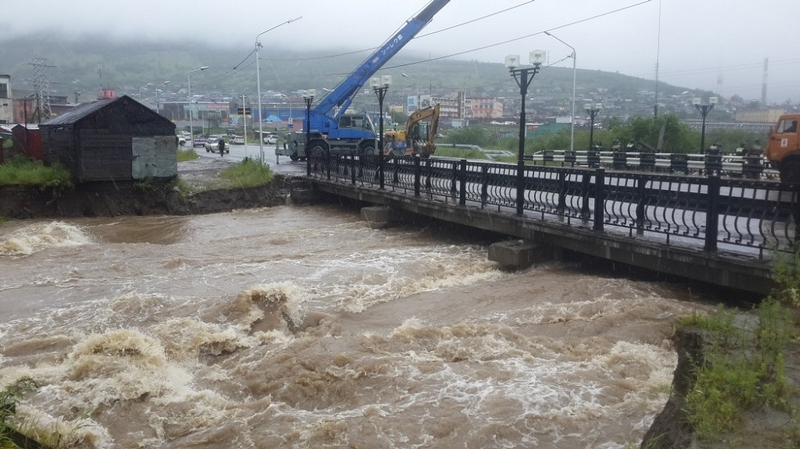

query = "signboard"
[
  {"left": 237, "top": 107, "right": 252, "bottom": 115},
  {"left": 199, "top": 103, "right": 230, "bottom": 111}
]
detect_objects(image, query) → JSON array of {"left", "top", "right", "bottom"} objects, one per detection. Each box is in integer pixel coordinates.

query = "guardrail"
[
  {"left": 526, "top": 149, "right": 778, "bottom": 179},
  {"left": 308, "top": 154, "right": 798, "bottom": 258}
]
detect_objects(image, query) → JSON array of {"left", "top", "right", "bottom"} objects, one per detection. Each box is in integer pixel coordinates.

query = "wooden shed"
[
  {"left": 12, "top": 124, "right": 42, "bottom": 160},
  {"left": 41, "top": 96, "right": 177, "bottom": 182}
]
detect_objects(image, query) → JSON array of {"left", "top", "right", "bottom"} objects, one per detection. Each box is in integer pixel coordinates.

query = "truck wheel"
[
  {"left": 360, "top": 142, "right": 376, "bottom": 156},
  {"left": 309, "top": 140, "right": 328, "bottom": 160},
  {"left": 780, "top": 159, "right": 800, "bottom": 184}
]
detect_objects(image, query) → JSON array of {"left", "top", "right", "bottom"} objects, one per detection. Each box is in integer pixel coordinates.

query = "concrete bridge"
[{"left": 298, "top": 155, "right": 800, "bottom": 295}]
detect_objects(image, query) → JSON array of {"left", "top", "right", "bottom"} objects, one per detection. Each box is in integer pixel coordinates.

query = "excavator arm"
[{"left": 406, "top": 104, "right": 440, "bottom": 157}]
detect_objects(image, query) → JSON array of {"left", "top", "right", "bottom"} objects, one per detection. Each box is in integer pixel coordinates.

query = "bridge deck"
[{"left": 305, "top": 155, "right": 800, "bottom": 295}]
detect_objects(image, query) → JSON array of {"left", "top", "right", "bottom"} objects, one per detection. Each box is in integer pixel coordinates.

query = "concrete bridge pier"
[
  {"left": 488, "top": 240, "right": 557, "bottom": 269},
  {"left": 361, "top": 206, "right": 396, "bottom": 229}
]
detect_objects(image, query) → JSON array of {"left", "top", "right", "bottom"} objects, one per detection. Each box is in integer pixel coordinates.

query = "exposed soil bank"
[
  {"left": 641, "top": 326, "right": 800, "bottom": 449},
  {"left": 0, "top": 175, "right": 297, "bottom": 219}
]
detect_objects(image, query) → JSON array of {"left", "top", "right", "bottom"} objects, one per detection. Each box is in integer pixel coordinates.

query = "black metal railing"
[{"left": 309, "top": 154, "right": 798, "bottom": 257}]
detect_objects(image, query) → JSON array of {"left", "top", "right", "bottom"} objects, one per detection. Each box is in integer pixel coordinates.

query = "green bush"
[{"left": 0, "top": 377, "right": 40, "bottom": 448}]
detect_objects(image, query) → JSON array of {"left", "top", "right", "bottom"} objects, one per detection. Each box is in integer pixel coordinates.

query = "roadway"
[{"left": 186, "top": 142, "right": 306, "bottom": 176}]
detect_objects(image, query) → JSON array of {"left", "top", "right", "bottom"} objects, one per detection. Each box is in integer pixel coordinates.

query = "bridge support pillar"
[
  {"left": 361, "top": 206, "right": 395, "bottom": 229},
  {"left": 488, "top": 240, "right": 555, "bottom": 269}
]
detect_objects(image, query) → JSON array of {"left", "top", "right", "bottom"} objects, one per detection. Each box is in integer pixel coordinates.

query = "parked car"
[
  {"left": 192, "top": 136, "right": 207, "bottom": 148},
  {"left": 177, "top": 133, "right": 191, "bottom": 147},
  {"left": 263, "top": 133, "right": 279, "bottom": 145},
  {"left": 205, "top": 137, "right": 229, "bottom": 154},
  {"left": 232, "top": 136, "right": 245, "bottom": 145}
]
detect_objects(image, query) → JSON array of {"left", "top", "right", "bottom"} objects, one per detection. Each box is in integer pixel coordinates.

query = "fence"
[{"left": 308, "top": 154, "right": 799, "bottom": 258}]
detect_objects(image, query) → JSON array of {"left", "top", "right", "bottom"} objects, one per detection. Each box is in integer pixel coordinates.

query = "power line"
[{"left": 263, "top": 1, "right": 538, "bottom": 64}]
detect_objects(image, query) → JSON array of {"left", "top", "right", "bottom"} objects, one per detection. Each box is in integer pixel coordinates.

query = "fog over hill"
[{"left": 1, "top": 34, "right": 696, "bottom": 108}]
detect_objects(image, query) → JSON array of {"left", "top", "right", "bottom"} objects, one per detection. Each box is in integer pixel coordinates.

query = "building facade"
[
  {"left": 466, "top": 96, "right": 503, "bottom": 119},
  {"left": 0, "top": 75, "right": 12, "bottom": 124},
  {"left": 735, "top": 108, "right": 785, "bottom": 123}
]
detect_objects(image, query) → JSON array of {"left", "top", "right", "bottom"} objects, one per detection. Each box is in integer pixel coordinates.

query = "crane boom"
[
  {"left": 313, "top": 0, "right": 449, "bottom": 118},
  {"left": 280, "top": 0, "right": 449, "bottom": 161}
]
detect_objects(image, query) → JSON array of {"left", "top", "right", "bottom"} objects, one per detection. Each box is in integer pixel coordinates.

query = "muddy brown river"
[{"left": 0, "top": 204, "right": 713, "bottom": 448}]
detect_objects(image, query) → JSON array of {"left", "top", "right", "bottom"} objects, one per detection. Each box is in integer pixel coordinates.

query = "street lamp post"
[
  {"left": 401, "top": 72, "right": 421, "bottom": 114},
  {"left": 255, "top": 16, "right": 302, "bottom": 165},
  {"left": 138, "top": 83, "right": 153, "bottom": 101},
  {"left": 545, "top": 31, "right": 576, "bottom": 152},
  {"left": 155, "top": 81, "right": 170, "bottom": 113},
  {"left": 506, "top": 51, "right": 545, "bottom": 216},
  {"left": 693, "top": 96, "right": 718, "bottom": 154},
  {"left": 585, "top": 102, "right": 603, "bottom": 150},
  {"left": 187, "top": 66, "right": 209, "bottom": 147},
  {"left": 303, "top": 89, "right": 315, "bottom": 176},
  {"left": 371, "top": 75, "right": 392, "bottom": 190}
]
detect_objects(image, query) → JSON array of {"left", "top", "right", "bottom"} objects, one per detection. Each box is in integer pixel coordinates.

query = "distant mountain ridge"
[{"left": 0, "top": 34, "right": 691, "bottom": 104}]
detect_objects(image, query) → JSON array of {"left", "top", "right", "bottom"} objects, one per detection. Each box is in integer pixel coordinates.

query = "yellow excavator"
[{"left": 384, "top": 104, "right": 440, "bottom": 158}]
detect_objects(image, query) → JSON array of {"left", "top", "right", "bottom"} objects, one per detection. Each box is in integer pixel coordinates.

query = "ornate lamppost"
[
  {"left": 371, "top": 75, "right": 392, "bottom": 190},
  {"left": 506, "top": 50, "right": 545, "bottom": 215},
  {"left": 302, "top": 89, "right": 315, "bottom": 176},
  {"left": 585, "top": 102, "right": 603, "bottom": 150},
  {"left": 693, "top": 96, "right": 718, "bottom": 154}
]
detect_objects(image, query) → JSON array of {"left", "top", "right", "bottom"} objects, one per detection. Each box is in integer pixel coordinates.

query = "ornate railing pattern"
[{"left": 308, "top": 154, "right": 798, "bottom": 257}]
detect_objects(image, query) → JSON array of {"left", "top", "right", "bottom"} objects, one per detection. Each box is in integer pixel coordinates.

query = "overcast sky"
[{"left": 3, "top": 0, "right": 798, "bottom": 104}]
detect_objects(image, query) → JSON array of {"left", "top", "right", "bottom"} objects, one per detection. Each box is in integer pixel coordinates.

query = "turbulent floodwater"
[{"left": 0, "top": 205, "right": 712, "bottom": 448}]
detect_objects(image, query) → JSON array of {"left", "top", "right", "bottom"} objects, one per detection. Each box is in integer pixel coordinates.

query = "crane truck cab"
[
  {"left": 766, "top": 113, "right": 800, "bottom": 183},
  {"left": 279, "top": 112, "right": 378, "bottom": 161}
]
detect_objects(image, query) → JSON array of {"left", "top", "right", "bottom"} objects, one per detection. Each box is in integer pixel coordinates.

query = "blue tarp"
[{"left": 265, "top": 115, "right": 282, "bottom": 122}]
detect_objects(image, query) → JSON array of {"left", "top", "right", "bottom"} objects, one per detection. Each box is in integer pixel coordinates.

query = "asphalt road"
[{"left": 187, "top": 142, "right": 306, "bottom": 175}]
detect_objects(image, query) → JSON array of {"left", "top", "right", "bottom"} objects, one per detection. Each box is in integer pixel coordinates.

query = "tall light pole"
[
  {"left": 506, "top": 51, "right": 545, "bottom": 216},
  {"left": 545, "top": 31, "right": 576, "bottom": 152},
  {"left": 585, "top": 102, "right": 603, "bottom": 150},
  {"left": 372, "top": 75, "right": 392, "bottom": 190},
  {"left": 279, "top": 93, "right": 293, "bottom": 130},
  {"left": 155, "top": 80, "right": 170, "bottom": 113},
  {"left": 187, "top": 66, "right": 208, "bottom": 147},
  {"left": 302, "top": 90, "right": 315, "bottom": 176},
  {"left": 401, "top": 72, "right": 420, "bottom": 114},
  {"left": 138, "top": 82, "right": 153, "bottom": 99},
  {"left": 255, "top": 16, "right": 302, "bottom": 164},
  {"left": 693, "top": 96, "right": 718, "bottom": 154}
]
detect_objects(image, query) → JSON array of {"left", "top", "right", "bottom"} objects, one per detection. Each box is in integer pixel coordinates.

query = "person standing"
[{"left": 218, "top": 138, "right": 226, "bottom": 157}]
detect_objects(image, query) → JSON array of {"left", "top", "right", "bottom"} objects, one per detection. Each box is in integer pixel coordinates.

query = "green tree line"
[{"left": 440, "top": 113, "right": 767, "bottom": 155}]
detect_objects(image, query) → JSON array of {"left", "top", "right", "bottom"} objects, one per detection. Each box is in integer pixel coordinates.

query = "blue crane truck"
[{"left": 279, "top": 0, "right": 449, "bottom": 161}]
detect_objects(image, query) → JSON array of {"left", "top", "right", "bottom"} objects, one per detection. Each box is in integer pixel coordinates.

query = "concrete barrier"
[{"left": 488, "top": 240, "right": 554, "bottom": 269}]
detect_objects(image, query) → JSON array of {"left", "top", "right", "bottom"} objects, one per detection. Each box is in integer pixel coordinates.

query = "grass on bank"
[
  {"left": 0, "top": 157, "right": 73, "bottom": 190},
  {"left": 176, "top": 148, "right": 199, "bottom": 162},
  {"left": 218, "top": 157, "right": 273, "bottom": 188},
  {"left": 676, "top": 249, "right": 800, "bottom": 442},
  {"left": 177, "top": 157, "right": 274, "bottom": 195}
]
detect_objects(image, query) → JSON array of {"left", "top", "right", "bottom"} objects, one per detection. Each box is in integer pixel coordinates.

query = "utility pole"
[{"left": 242, "top": 94, "right": 248, "bottom": 157}]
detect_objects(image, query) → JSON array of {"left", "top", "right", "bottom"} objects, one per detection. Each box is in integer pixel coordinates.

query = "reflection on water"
[{"left": 0, "top": 205, "right": 710, "bottom": 448}]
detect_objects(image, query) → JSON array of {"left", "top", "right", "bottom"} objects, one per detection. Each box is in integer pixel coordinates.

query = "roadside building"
[
  {"left": 40, "top": 95, "right": 177, "bottom": 182},
  {"left": 0, "top": 75, "right": 12, "bottom": 124}
]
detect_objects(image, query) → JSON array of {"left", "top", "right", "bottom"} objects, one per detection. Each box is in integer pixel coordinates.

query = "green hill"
[{"left": 0, "top": 34, "right": 692, "bottom": 104}]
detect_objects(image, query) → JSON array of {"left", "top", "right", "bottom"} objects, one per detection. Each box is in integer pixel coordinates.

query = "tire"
[
  {"left": 290, "top": 155, "right": 299, "bottom": 161},
  {"left": 308, "top": 140, "right": 328, "bottom": 160},
  {"left": 360, "top": 141, "right": 376, "bottom": 156},
  {"left": 780, "top": 159, "right": 800, "bottom": 184}
]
